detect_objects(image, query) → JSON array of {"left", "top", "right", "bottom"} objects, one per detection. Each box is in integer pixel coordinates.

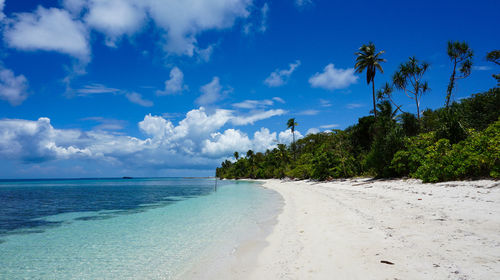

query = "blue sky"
[{"left": 0, "top": 0, "right": 498, "bottom": 178}]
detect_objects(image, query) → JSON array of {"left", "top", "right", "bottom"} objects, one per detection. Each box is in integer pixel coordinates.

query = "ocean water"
[{"left": 0, "top": 178, "right": 281, "bottom": 279}]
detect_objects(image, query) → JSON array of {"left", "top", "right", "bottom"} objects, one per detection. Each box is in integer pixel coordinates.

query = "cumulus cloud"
[
  {"left": 202, "top": 127, "right": 276, "bottom": 157},
  {"left": 306, "top": 128, "right": 320, "bottom": 135},
  {"left": 0, "top": 118, "right": 91, "bottom": 163},
  {"left": 264, "top": 60, "right": 301, "bottom": 87},
  {"left": 3, "top": 7, "right": 89, "bottom": 60},
  {"left": 84, "top": 0, "right": 146, "bottom": 47},
  {"left": 157, "top": 67, "right": 187, "bottom": 95},
  {"left": 202, "top": 129, "right": 252, "bottom": 157},
  {"left": 0, "top": 106, "right": 288, "bottom": 168},
  {"left": 5, "top": 0, "right": 253, "bottom": 61},
  {"left": 63, "top": 0, "right": 87, "bottom": 15},
  {"left": 125, "top": 92, "right": 153, "bottom": 107},
  {"left": 196, "top": 77, "right": 231, "bottom": 106},
  {"left": 309, "top": 64, "right": 358, "bottom": 90},
  {"left": 278, "top": 128, "right": 303, "bottom": 145},
  {"left": 145, "top": 0, "right": 251, "bottom": 56},
  {"left": 0, "top": 67, "right": 29, "bottom": 106}
]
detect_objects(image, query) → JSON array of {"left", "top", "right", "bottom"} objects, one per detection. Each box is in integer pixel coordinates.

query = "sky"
[{"left": 0, "top": 0, "right": 498, "bottom": 179}]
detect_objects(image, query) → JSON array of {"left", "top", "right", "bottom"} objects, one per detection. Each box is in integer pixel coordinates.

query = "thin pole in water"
[{"left": 214, "top": 176, "right": 217, "bottom": 192}]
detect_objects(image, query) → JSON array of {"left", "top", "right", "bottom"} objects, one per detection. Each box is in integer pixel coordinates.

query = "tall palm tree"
[
  {"left": 233, "top": 151, "right": 239, "bottom": 160},
  {"left": 445, "top": 41, "right": 473, "bottom": 107},
  {"left": 355, "top": 42, "right": 386, "bottom": 118},
  {"left": 287, "top": 118, "right": 298, "bottom": 160}
]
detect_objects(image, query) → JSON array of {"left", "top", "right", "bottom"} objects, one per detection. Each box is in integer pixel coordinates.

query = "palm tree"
[
  {"left": 233, "top": 151, "right": 239, "bottom": 160},
  {"left": 393, "top": 57, "right": 430, "bottom": 120},
  {"left": 287, "top": 118, "right": 298, "bottom": 145},
  {"left": 355, "top": 42, "right": 386, "bottom": 118},
  {"left": 445, "top": 41, "right": 473, "bottom": 107},
  {"left": 287, "top": 118, "right": 298, "bottom": 160}
]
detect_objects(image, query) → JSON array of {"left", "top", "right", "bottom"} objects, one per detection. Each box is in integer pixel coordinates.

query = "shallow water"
[{"left": 0, "top": 178, "right": 280, "bottom": 279}]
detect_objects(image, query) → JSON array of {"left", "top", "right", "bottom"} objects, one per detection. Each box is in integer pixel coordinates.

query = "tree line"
[{"left": 216, "top": 42, "right": 499, "bottom": 183}]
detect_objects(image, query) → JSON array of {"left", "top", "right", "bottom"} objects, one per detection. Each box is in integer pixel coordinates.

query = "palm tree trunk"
[
  {"left": 445, "top": 59, "right": 457, "bottom": 108},
  {"left": 372, "top": 80, "right": 377, "bottom": 118}
]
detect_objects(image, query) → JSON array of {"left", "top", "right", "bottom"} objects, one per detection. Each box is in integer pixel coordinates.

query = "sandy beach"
[{"left": 241, "top": 179, "right": 500, "bottom": 279}]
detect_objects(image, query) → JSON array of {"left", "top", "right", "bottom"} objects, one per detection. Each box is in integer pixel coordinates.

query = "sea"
[{"left": 0, "top": 178, "right": 281, "bottom": 279}]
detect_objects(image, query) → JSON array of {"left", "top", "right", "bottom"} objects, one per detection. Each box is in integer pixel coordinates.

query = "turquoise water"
[{"left": 0, "top": 178, "right": 280, "bottom": 279}]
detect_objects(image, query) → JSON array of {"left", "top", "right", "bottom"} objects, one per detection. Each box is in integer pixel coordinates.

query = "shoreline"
[{"left": 226, "top": 178, "right": 499, "bottom": 279}]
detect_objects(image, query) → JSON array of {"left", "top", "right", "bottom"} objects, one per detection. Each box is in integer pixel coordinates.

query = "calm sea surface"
[{"left": 0, "top": 178, "right": 280, "bottom": 279}]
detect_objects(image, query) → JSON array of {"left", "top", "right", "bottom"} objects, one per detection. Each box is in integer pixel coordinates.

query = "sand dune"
[{"left": 247, "top": 179, "right": 500, "bottom": 280}]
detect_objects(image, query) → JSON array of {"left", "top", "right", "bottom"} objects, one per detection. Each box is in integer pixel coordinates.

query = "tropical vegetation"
[{"left": 216, "top": 42, "right": 499, "bottom": 183}]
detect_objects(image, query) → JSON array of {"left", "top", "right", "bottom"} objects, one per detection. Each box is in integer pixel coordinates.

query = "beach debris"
[{"left": 380, "top": 260, "right": 395, "bottom": 265}]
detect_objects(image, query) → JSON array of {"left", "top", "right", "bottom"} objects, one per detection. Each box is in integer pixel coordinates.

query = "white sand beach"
[{"left": 242, "top": 179, "right": 500, "bottom": 279}]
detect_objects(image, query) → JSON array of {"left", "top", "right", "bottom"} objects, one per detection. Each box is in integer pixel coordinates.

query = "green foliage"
[
  {"left": 217, "top": 88, "right": 499, "bottom": 183},
  {"left": 391, "top": 132, "right": 436, "bottom": 177},
  {"left": 415, "top": 119, "right": 500, "bottom": 182}
]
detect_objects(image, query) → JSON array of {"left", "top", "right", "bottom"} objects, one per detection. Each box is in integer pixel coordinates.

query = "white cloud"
[
  {"left": 76, "top": 84, "right": 120, "bottom": 96},
  {"left": 272, "top": 97, "right": 285, "bottom": 103},
  {"left": 259, "top": 3, "right": 269, "bottom": 33},
  {"left": 4, "top": 0, "right": 252, "bottom": 61},
  {"left": 346, "top": 103, "right": 363, "bottom": 109},
  {"left": 297, "top": 109, "right": 320, "bottom": 116},
  {"left": 157, "top": 67, "right": 187, "bottom": 95},
  {"left": 306, "top": 128, "right": 319, "bottom": 135},
  {"left": 309, "top": 64, "right": 358, "bottom": 90},
  {"left": 319, "top": 98, "right": 332, "bottom": 107},
  {"left": 252, "top": 127, "right": 276, "bottom": 151},
  {"left": 125, "top": 92, "right": 153, "bottom": 107},
  {"left": 320, "top": 124, "right": 339, "bottom": 129},
  {"left": 146, "top": 0, "right": 251, "bottom": 56},
  {"left": 63, "top": 0, "right": 87, "bottom": 15},
  {"left": 0, "top": 106, "right": 288, "bottom": 169},
  {"left": 0, "top": 118, "right": 92, "bottom": 163},
  {"left": 0, "top": 0, "right": 5, "bottom": 20},
  {"left": 232, "top": 109, "right": 286, "bottom": 125},
  {"left": 85, "top": 0, "right": 146, "bottom": 47},
  {"left": 232, "top": 99, "right": 273, "bottom": 109},
  {"left": 196, "top": 77, "right": 231, "bottom": 106},
  {"left": 278, "top": 128, "right": 303, "bottom": 145},
  {"left": 4, "top": 7, "right": 89, "bottom": 60},
  {"left": 202, "top": 129, "right": 252, "bottom": 157},
  {"left": 264, "top": 60, "right": 301, "bottom": 87},
  {"left": 0, "top": 67, "right": 29, "bottom": 106}
]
